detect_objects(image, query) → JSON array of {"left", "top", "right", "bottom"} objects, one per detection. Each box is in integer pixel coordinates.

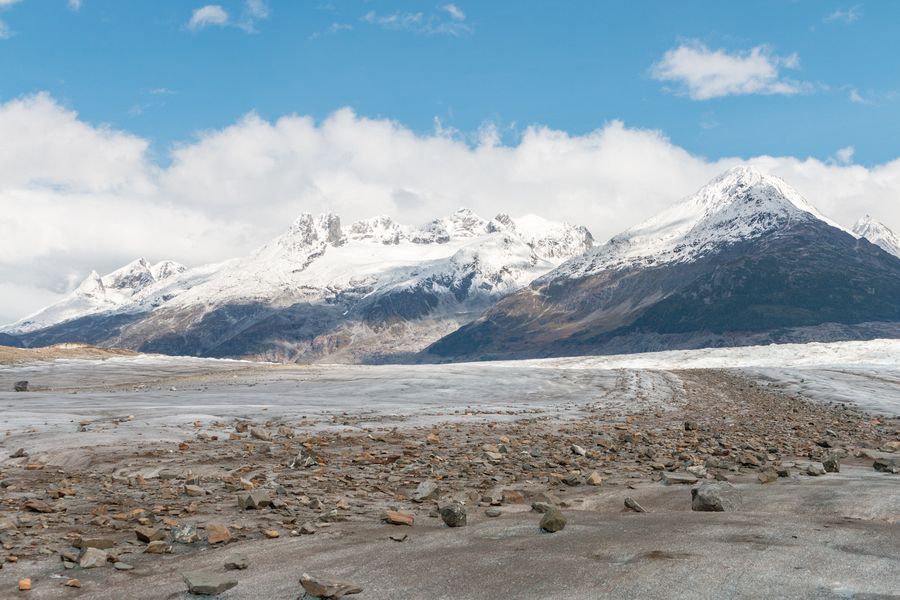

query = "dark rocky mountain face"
[
  {"left": 427, "top": 208, "right": 900, "bottom": 361},
  {"left": 0, "top": 332, "right": 22, "bottom": 347}
]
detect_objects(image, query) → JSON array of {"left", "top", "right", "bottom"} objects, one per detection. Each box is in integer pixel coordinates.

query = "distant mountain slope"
[
  {"left": 427, "top": 167, "right": 900, "bottom": 360},
  {"left": 3, "top": 209, "right": 592, "bottom": 362},
  {"left": 853, "top": 215, "right": 900, "bottom": 258}
]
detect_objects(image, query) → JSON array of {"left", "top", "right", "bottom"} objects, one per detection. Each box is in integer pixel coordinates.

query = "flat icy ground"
[{"left": 0, "top": 340, "right": 899, "bottom": 599}]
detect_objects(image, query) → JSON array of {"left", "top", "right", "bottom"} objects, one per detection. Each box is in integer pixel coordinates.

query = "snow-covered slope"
[
  {"left": 5, "top": 258, "right": 186, "bottom": 335},
  {"left": 555, "top": 166, "right": 845, "bottom": 280},
  {"left": 853, "top": 215, "right": 900, "bottom": 258},
  {"left": 3, "top": 209, "right": 593, "bottom": 361}
]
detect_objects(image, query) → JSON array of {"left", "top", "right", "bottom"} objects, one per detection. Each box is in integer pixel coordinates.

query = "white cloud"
[
  {"left": 67, "top": 0, "right": 82, "bottom": 10},
  {"left": 0, "top": 19, "right": 10, "bottom": 39},
  {"left": 362, "top": 7, "right": 472, "bottom": 36},
  {"left": 309, "top": 22, "right": 352, "bottom": 41},
  {"left": 238, "top": 0, "right": 270, "bottom": 33},
  {"left": 835, "top": 146, "right": 855, "bottom": 165},
  {"left": 849, "top": 88, "right": 866, "bottom": 104},
  {"left": 2, "top": 93, "right": 900, "bottom": 323},
  {"left": 443, "top": 4, "right": 465, "bottom": 20},
  {"left": 0, "top": 0, "right": 22, "bottom": 6},
  {"left": 824, "top": 6, "right": 862, "bottom": 24},
  {"left": 651, "top": 42, "right": 806, "bottom": 100},
  {"left": 187, "top": 5, "right": 229, "bottom": 31}
]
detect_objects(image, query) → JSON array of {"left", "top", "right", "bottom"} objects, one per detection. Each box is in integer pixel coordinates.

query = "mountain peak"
[
  {"left": 853, "top": 215, "right": 900, "bottom": 258},
  {"left": 556, "top": 167, "right": 841, "bottom": 279}
]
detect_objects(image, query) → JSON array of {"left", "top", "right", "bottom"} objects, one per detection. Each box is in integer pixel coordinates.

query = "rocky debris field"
[{"left": 0, "top": 367, "right": 899, "bottom": 598}]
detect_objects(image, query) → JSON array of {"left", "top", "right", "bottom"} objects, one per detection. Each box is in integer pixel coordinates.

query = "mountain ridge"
[{"left": 427, "top": 167, "right": 900, "bottom": 361}]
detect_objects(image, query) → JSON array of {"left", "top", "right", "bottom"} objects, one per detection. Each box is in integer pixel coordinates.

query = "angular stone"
[
  {"left": 806, "top": 462, "right": 826, "bottom": 476},
  {"left": 75, "top": 536, "right": 115, "bottom": 550},
  {"left": 757, "top": 467, "right": 778, "bottom": 484},
  {"left": 691, "top": 482, "right": 742, "bottom": 512},
  {"left": 485, "top": 508, "right": 502, "bottom": 517},
  {"left": 184, "top": 485, "right": 206, "bottom": 497},
  {"left": 439, "top": 503, "right": 467, "bottom": 527},
  {"left": 411, "top": 480, "right": 439, "bottom": 503},
  {"left": 299, "top": 521, "right": 317, "bottom": 535},
  {"left": 182, "top": 572, "right": 239, "bottom": 596},
  {"left": 135, "top": 526, "right": 165, "bottom": 543},
  {"left": 540, "top": 507, "right": 567, "bottom": 533},
  {"left": 237, "top": 490, "right": 271, "bottom": 510},
  {"left": 224, "top": 556, "right": 249, "bottom": 570},
  {"left": 660, "top": 472, "right": 698, "bottom": 485},
  {"left": 79, "top": 547, "right": 108, "bottom": 568},
  {"left": 383, "top": 510, "right": 414, "bottom": 526},
  {"left": 570, "top": 444, "right": 587, "bottom": 457},
  {"left": 586, "top": 471, "right": 603, "bottom": 486},
  {"left": 114, "top": 562, "right": 133, "bottom": 571},
  {"left": 874, "top": 456, "right": 900, "bottom": 474},
  {"left": 14, "top": 380, "right": 28, "bottom": 392},
  {"left": 145, "top": 541, "right": 168, "bottom": 554},
  {"left": 299, "top": 573, "right": 363, "bottom": 598},
  {"left": 205, "top": 523, "right": 232, "bottom": 544},
  {"left": 249, "top": 427, "right": 272, "bottom": 441},
  {"left": 624, "top": 497, "right": 647, "bottom": 513},
  {"left": 822, "top": 453, "right": 840, "bottom": 473}
]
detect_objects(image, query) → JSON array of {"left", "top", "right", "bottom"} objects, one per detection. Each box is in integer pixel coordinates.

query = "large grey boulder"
[{"left": 691, "top": 482, "right": 742, "bottom": 512}]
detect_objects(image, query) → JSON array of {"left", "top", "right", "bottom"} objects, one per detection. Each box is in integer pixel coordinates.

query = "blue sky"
[
  {"left": 1, "top": 0, "right": 897, "bottom": 165},
  {"left": 2, "top": 0, "right": 900, "bottom": 323}
]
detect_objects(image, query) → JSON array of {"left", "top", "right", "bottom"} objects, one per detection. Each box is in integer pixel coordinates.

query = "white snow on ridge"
[
  {"left": 553, "top": 165, "right": 848, "bottom": 280},
  {"left": 853, "top": 215, "right": 900, "bottom": 258},
  {"left": 2, "top": 208, "right": 592, "bottom": 334}
]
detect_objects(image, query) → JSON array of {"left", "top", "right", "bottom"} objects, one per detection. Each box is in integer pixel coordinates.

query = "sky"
[{"left": 1, "top": 0, "right": 900, "bottom": 323}]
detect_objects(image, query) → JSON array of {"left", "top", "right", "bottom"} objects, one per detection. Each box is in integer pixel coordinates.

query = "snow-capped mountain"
[
  {"left": 853, "top": 215, "right": 900, "bottom": 259},
  {"left": 554, "top": 165, "right": 845, "bottom": 279},
  {"left": 6, "top": 258, "right": 187, "bottom": 335},
  {"left": 428, "top": 166, "right": 900, "bottom": 360},
  {"left": 3, "top": 209, "right": 592, "bottom": 362}
]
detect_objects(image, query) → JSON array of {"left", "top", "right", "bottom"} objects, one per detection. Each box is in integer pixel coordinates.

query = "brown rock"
[
  {"left": 383, "top": 510, "right": 414, "bottom": 526},
  {"left": 205, "top": 523, "right": 231, "bottom": 544},
  {"left": 19, "top": 579, "right": 32, "bottom": 591},
  {"left": 586, "top": 471, "right": 603, "bottom": 486},
  {"left": 134, "top": 527, "right": 165, "bottom": 543}
]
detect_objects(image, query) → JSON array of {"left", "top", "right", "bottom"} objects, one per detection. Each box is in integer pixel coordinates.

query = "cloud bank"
[{"left": 1, "top": 93, "right": 899, "bottom": 323}]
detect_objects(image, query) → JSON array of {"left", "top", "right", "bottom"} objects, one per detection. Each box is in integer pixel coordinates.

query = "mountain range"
[
  {"left": 4, "top": 166, "right": 900, "bottom": 363},
  {"left": 1, "top": 209, "right": 592, "bottom": 362}
]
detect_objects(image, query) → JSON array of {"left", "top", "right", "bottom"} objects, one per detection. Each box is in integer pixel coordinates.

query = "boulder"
[
  {"left": 539, "top": 507, "right": 567, "bottom": 533},
  {"left": 182, "top": 572, "right": 238, "bottom": 596},
  {"left": 874, "top": 456, "right": 900, "bottom": 474},
  {"left": 79, "top": 547, "right": 108, "bottom": 568},
  {"left": 14, "top": 381, "right": 28, "bottom": 392},
  {"left": 439, "top": 503, "right": 467, "bottom": 527},
  {"left": 691, "top": 482, "right": 742, "bottom": 512}
]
